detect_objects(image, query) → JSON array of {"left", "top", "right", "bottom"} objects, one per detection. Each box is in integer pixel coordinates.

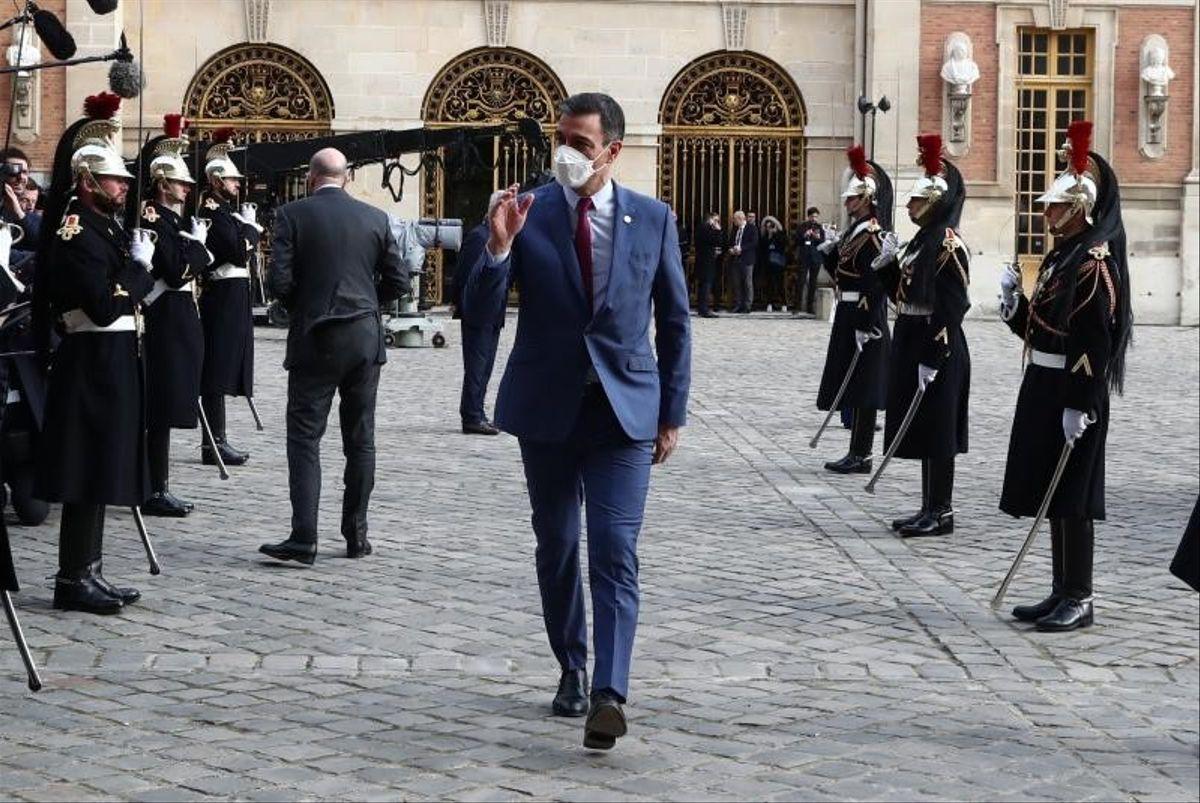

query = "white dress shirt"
[{"left": 562, "top": 180, "right": 615, "bottom": 313}]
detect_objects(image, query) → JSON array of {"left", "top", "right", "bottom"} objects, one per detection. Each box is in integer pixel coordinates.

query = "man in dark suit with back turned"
[{"left": 260, "top": 148, "right": 408, "bottom": 565}]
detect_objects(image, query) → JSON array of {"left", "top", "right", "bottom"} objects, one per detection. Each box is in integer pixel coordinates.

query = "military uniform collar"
[{"left": 846, "top": 216, "right": 879, "bottom": 242}]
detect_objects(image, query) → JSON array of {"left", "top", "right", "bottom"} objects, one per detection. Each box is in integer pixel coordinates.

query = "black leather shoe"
[
  {"left": 891, "top": 509, "right": 926, "bottom": 531},
  {"left": 259, "top": 539, "right": 317, "bottom": 566},
  {"left": 1036, "top": 597, "right": 1093, "bottom": 632},
  {"left": 346, "top": 537, "right": 373, "bottom": 559},
  {"left": 583, "top": 690, "right": 627, "bottom": 750},
  {"left": 92, "top": 572, "right": 141, "bottom": 605},
  {"left": 898, "top": 508, "right": 954, "bottom": 538},
  {"left": 699, "top": 311, "right": 719, "bottom": 318},
  {"left": 142, "top": 492, "right": 191, "bottom": 518},
  {"left": 824, "top": 454, "right": 872, "bottom": 474},
  {"left": 203, "top": 442, "right": 249, "bottom": 466},
  {"left": 53, "top": 576, "right": 123, "bottom": 615},
  {"left": 462, "top": 420, "right": 500, "bottom": 436},
  {"left": 1012, "top": 594, "right": 1062, "bottom": 623},
  {"left": 552, "top": 668, "right": 589, "bottom": 717}
]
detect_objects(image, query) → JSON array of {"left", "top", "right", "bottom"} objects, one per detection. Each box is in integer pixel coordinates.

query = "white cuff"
[{"left": 485, "top": 248, "right": 510, "bottom": 266}]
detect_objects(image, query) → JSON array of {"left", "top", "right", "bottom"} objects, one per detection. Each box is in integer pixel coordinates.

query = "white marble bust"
[
  {"left": 1141, "top": 43, "right": 1175, "bottom": 95},
  {"left": 941, "top": 35, "right": 980, "bottom": 91}
]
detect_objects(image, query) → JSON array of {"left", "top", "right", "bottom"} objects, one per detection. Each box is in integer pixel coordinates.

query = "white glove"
[
  {"left": 0, "top": 226, "right": 11, "bottom": 272},
  {"left": 130, "top": 229, "right": 155, "bottom": 270},
  {"left": 871, "top": 232, "right": 904, "bottom": 271},
  {"left": 238, "top": 203, "right": 257, "bottom": 226},
  {"left": 854, "top": 329, "right": 874, "bottom": 352},
  {"left": 1062, "top": 408, "right": 1094, "bottom": 445},
  {"left": 188, "top": 218, "right": 210, "bottom": 244},
  {"left": 817, "top": 230, "right": 840, "bottom": 255},
  {"left": 917, "top": 364, "right": 939, "bottom": 392}
]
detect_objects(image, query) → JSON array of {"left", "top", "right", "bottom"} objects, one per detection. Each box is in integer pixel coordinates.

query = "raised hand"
[{"left": 487, "top": 184, "right": 535, "bottom": 257}]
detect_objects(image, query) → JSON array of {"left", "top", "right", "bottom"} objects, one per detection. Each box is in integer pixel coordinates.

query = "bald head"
[{"left": 308, "top": 148, "right": 348, "bottom": 191}]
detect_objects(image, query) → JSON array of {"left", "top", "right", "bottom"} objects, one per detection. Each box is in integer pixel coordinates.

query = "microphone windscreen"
[
  {"left": 33, "top": 10, "right": 77, "bottom": 60},
  {"left": 85, "top": 0, "right": 119, "bottom": 14},
  {"left": 108, "top": 59, "right": 145, "bottom": 99}
]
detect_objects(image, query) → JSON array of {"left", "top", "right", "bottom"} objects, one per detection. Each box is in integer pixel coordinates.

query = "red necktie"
[{"left": 574, "top": 196, "right": 594, "bottom": 315}]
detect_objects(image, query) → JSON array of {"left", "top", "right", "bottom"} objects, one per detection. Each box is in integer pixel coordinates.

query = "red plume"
[
  {"left": 163, "top": 113, "right": 185, "bottom": 139},
  {"left": 916, "top": 134, "right": 943, "bottom": 177},
  {"left": 1067, "top": 120, "right": 1092, "bottom": 176},
  {"left": 211, "top": 127, "right": 236, "bottom": 145},
  {"left": 83, "top": 92, "right": 121, "bottom": 120},
  {"left": 846, "top": 145, "right": 869, "bottom": 179}
]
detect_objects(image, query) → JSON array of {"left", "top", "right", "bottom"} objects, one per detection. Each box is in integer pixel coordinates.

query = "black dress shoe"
[
  {"left": 142, "top": 492, "right": 191, "bottom": 518},
  {"left": 203, "top": 442, "right": 249, "bottom": 466},
  {"left": 824, "top": 454, "right": 872, "bottom": 474},
  {"left": 53, "top": 576, "right": 123, "bottom": 615},
  {"left": 462, "top": 420, "right": 501, "bottom": 436},
  {"left": 1036, "top": 597, "right": 1093, "bottom": 632},
  {"left": 699, "top": 311, "right": 719, "bottom": 318},
  {"left": 1012, "top": 594, "right": 1062, "bottom": 623},
  {"left": 891, "top": 509, "right": 926, "bottom": 531},
  {"left": 346, "top": 537, "right": 373, "bottom": 559},
  {"left": 583, "top": 690, "right": 627, "bottom": 750},
  {"left": 259, "top": 539, "right": 317, "bottom": 566},
  {"left": 92, "top": 572, "right": 141, "bottom": 605},
  {"left": 552, "top": 668, "right": 589, "bottom": 717},
  {"left": 898, "top": 509, "right": 954, "bottom": 538}
]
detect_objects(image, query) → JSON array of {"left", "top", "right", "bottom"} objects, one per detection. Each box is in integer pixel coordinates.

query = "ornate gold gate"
[
  {"left": 658, "top": 51, "right": 806, "bottom": 305},
  {"left": 421, "top": 47, "right": 567, "bottom": 305}
]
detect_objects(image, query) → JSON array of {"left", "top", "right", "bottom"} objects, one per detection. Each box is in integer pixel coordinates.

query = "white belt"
[
  {"left": 144, "top": 279, "right": 195, "bottom": 306},
  {"left": 212, "top": 264, "right": 250, "bottom": 280},
  {"left": 898, "top": 302, "right": 934, "bottom": 316},
  {"left": 839, "top": 291, "right": 861, "bottom": 303},
  {"left": 1030, "top": 349, "right": 1066, "bottom": 369},
  {"left": 5, "top": 388, "right": 19, "bottom": 404},
  {"left": 61, "top": 309, "right": 136, "bottom": 334}
]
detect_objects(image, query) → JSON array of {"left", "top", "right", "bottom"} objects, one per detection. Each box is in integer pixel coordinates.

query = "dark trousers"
[
  {"left": 201, "top": 394, "right": 229, "bottom": 445},
  {"left": 286, "top": 317, "right": 382, "bottom": 544},
  {"left": 797, "top": 260, "right": 821, "bottom": 312},
  {"left": 58, "top": 503, "right": 104, "bottom": 576},
  {"left": 696, "top": 259, "right": 718, "bottom": 313},
  {"left": 850, "top": 408, "right": 877, "bottom": 458},
  {"left": 732, "top": 261, "right": 754, "bottom": 311},
  {"left": 459, "top": 322, "right": 501, "bottom": 425},
  {"left": 148, "top": 425, "right": 170, "bottom": 494},
  {"left": 2, "top": 400, "right": 47, "bottom": 525},
  {"left": 518, "top": 386, "right": 654, "bottom": 701},
  {"left": 1049, "top": 518, "right": 1094, "bottom": 600}
]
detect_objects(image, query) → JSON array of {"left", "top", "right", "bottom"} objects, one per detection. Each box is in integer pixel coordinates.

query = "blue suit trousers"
[
  {"left": 459, "top": 322, "right": 501, "bottom": 425},
  {"left": 518, "top": 386, "right": 653, "bottom": 701}
]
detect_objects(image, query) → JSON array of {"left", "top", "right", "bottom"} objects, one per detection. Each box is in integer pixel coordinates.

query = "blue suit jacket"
[{"left": 463, "top": 182, "right": 691, "bottom": 443}]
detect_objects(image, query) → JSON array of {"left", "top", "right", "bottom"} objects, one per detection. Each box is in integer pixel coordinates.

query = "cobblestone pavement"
[{"left": 1, "top": 314, "right": 1196, "bottom": 802}]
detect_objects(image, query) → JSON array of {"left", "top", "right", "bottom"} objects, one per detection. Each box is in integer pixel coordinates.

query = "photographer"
[{"left": 0, "top": 148, "right": 40, "bottom": 251}]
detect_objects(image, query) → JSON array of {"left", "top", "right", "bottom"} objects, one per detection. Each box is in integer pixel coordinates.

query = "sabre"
[
  {"left": 130, "top": 506, "right": 161, "bottom": 575},
  {"left": 809, "top": 327, "right": 881, "bottom": 449},
  {"left": 991, "top": 441, "right": 1074, "bottom": 609},
  {"left": 196, "top": 398, "right": 229, "bottom": 480},
  {"left": 246, "top": 397, "right": 264, "bottom": 431},
  {"left": 864, "top": 386, "right": 926, "bottom": 494},
  {"left": 2, "top": 590, "right": 42, "bottom": 691}
]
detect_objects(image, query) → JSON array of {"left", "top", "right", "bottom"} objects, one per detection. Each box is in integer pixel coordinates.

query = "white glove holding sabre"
[
  {"left": 871, "top": 231, "right": 903, "bottom": 271},
  {"left": 185, "top": 217, "right": 210, "bottom": 245},
  {"left": 917, "top": 364, "right": 938, "bottom": 392},
  {"left": 999, "top": 263, "right": 1022, "bottom": 317},
  {"left": 1062, "top": 408, "right": 1095, "bottom": 445},
  {"left": 130, "top": 229, "right": 156, "bottom": 270},
  {"left": 231, "top": 203, "right": 263, "bottom": 232}
]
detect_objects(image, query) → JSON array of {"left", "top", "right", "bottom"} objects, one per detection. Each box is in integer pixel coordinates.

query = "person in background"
[
  {"left": 794, "top": 207, "right": 825, "bottom": 317},
  {"left": 728, "top": 210, "right": 758, "bottom": 313},
  {"left": 694, "top": 211, "right": 723, "bottom": 317},
  {"left": 760, "top": 215, "right": 788, "bottom": 312}
]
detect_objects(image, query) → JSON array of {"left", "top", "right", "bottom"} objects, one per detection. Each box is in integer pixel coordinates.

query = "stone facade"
[{"left": 2, "top": 0, "right": 1196, "bottom": 322}]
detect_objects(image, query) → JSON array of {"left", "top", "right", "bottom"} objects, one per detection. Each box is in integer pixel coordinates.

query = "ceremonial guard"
[
  {"left": 33, "top": 92, "right": 157, "bottom": 614},
  {"left": 815, "top": 145, "right": 892, "bottom": 474},
  {"left": 999, "top": 121, "right": 1132, "bottom": 632},
  {"left": 196, "top": 128, "right": 260, "bottom": 466},
  {"left": 136, "top": 114, "right": 211, "bottom": 517},
  {"left": 871, "top": 135, "right": 971, "bottom": 536}
]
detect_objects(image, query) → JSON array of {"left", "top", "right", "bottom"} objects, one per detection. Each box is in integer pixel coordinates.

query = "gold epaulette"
[
  {"left": 56, "top": 214, "right": 83, "bottom": 241},
  {"left": 141, "top": 203, "right": 160, "bottom": 223}
]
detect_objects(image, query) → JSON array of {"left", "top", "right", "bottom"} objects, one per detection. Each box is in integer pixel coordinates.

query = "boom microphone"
[
  {"left": 85, "top": 0, "right": 119, "bottom": 14},
  {"left": 107, "top": 35, "right": 143, "bottom": 98},
  {"left": 32, "top": 9, "right": 77, "bottom": 61}
]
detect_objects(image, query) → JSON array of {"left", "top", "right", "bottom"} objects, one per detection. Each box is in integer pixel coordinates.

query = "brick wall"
[
  {"left": 1113, "top": 5, "right": 1195, "bottom": 183},
  {"left": 0, "top": 0, "right": 68, "bottom": 174},
  {"left": 918, "top": 3, "right": 997, "bottom": 182}
]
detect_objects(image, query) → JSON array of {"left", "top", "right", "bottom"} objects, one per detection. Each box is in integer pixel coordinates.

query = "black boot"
[
  {"left": 893, "top": 459, "right": 930, "bottom": 531},
  {"left": 145, "top": 426, "right": 193, "bottom": 517},
  {"left": 1013, "top": 519, "right": 1065, "bottom": 622},
  {"left": 825, "top": 408, "right": 875, "bottom": 474},
  {"left": 54, "top": 504, "right": 123, "bottom": 615},
  {"left": 90, "top": 563, "right": 141, "bottom": 605},
  {"left": 1037, "top": 518, "right": 1094, "bottom": 632},
  {"left": 201, "top": 395, "right": 249, "bottom": 466},
  {"left": 899, "top": 456, "right": 955, "bottom": 537}
]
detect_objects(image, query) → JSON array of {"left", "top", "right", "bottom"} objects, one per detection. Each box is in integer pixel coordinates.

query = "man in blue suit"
[{"left": 464, "top": 93, "right": 691, "bottom": 750}]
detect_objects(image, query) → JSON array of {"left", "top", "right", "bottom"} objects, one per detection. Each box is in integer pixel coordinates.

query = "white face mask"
[{"left": 553, "top": 145, "right": 607, "bottom": 190}]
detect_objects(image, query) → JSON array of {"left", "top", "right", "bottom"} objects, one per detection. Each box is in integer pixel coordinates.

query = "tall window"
[{"left": 1014, "top": 28, "right": 1093, "bottom": 263}]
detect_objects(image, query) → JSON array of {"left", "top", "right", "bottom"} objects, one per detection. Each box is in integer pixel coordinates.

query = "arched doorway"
[
  {"left": 421, "top": 47, "right": 567, "bottom": 305},
  {"left": 658, "top": 51, "right": 806, "bottom": 308}
]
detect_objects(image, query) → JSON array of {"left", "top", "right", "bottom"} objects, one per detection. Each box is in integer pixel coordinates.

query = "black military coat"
[
  {"left": 35, "top": 202, "right": 154, "bottom": 506},
  {"left": 816, "top": 217, "right": 890, "bottom": 410},
  {"left": 876, "top": 227, "right": 972, "bottom": 459},
  {"left": 999, "top": 236, "right": 1119, "bottom": 519},
  {"left": 196, "top": 194, "right": 259, "bottom": 397},
  {"left": 140, "top": 201, "right": 208, "bottom": 429}
]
